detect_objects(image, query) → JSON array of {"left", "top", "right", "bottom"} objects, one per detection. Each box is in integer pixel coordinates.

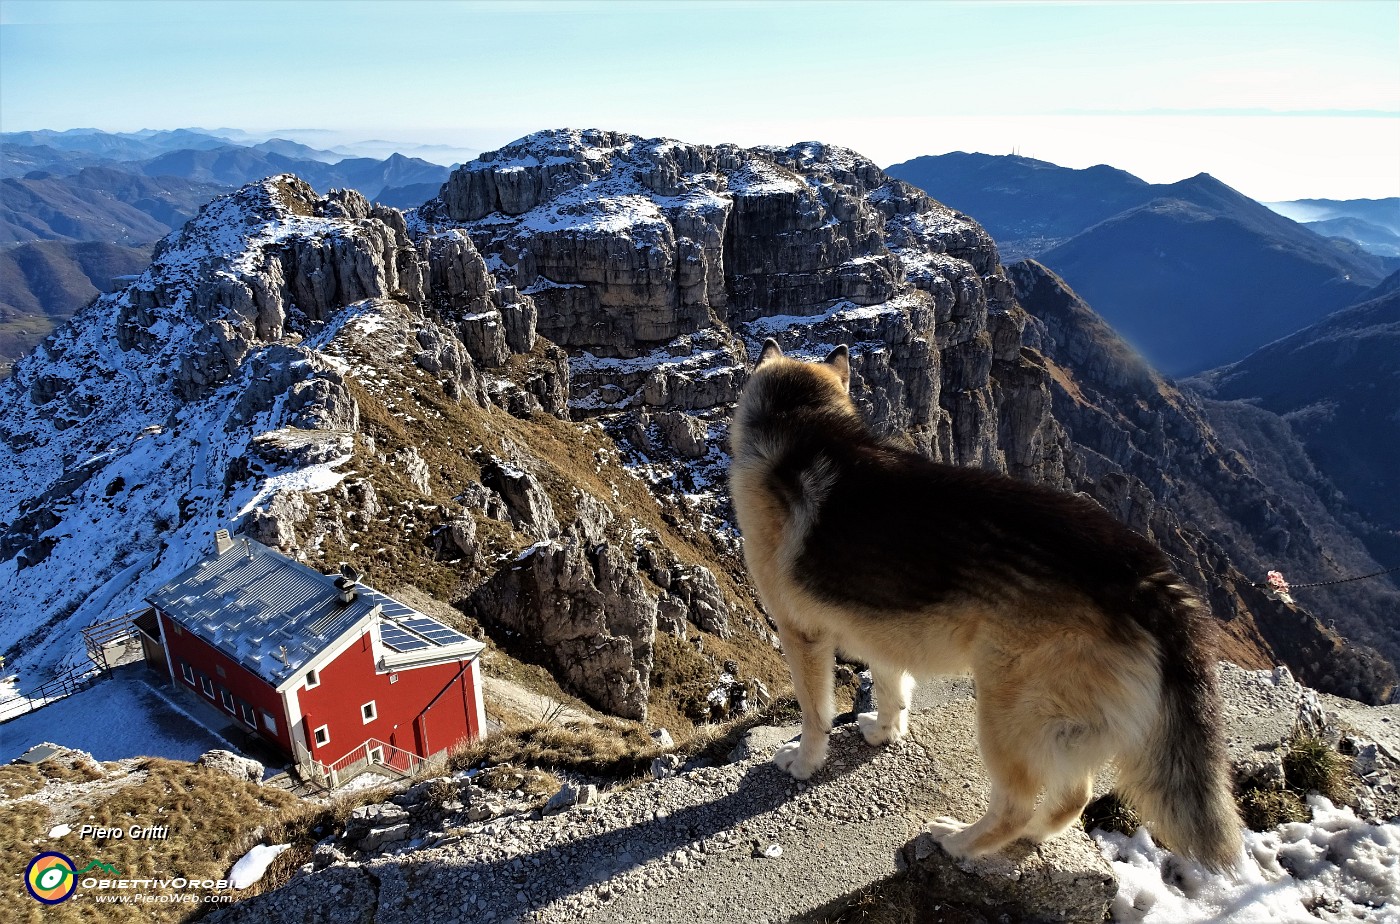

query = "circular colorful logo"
[{"left": 25, "top": 852, "right": 77, "bottom": 904}]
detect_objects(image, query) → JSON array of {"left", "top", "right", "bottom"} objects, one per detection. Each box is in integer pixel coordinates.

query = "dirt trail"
[{"left": 481, "top": 675, "right": 598, "bottom": 728}]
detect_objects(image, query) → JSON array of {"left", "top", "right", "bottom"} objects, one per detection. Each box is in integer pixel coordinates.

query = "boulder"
[
  {"left": 196, "top": 749, "right": 264, "bottom": 782},
  {"left": 358, "top": 823, "right": 410, "bottom": 852},
  {"left": 902, "top": 832, "right": 1116, "bottom": 924},
  {"left": 391, "top": 446, "right": 431, "bottom": 496},
  {"left": 344, "top": 802, "right": 410, "bottom": 841}
]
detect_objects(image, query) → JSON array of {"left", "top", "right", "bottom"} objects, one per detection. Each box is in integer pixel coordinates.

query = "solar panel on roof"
[
  {"left": 402, "top": 617, "right": 468, "bottom": 644},
  {"left": 381, "top": 625, "right": 430, "bottom": 652},
  {"left": 376, "top": 596, "right": 418, "bottom": 617}
]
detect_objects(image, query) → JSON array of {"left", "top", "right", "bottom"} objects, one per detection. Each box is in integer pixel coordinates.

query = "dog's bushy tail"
[{"left": 1117, "top": 573, "right": 1242, "bottom": 871}]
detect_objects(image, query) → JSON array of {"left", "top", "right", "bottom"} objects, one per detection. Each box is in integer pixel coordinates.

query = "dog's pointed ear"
[
  {"left": 824, "top": 344, "right": 850, "bottom": 391},
  {"left": 756, "top": 338, "right": 783, "bottom": 367}
]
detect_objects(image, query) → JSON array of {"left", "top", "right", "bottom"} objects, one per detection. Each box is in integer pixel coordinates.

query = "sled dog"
[{"left": 729, "top": 339, "right": 1241, "bottom": 868}]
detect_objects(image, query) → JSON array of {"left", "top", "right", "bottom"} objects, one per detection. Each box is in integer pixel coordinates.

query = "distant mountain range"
[
  {"left": 1189, "top": 271, "right": 1400, "bottom": 569},
  {"left": 1298, "top": 217, "right": 1400, "bottom": 258},
  {"left": 1266, "top": 198, "right": 1400, "bottom": 236},
  {"left": 1, "top": 128, "right": 453, "bottom": 205},
  {"left": 0, "top": 129, "right": 459, "bottom": 372},
  {"left": 886, "top": 153, "right": 1394, "bottom": 375}
]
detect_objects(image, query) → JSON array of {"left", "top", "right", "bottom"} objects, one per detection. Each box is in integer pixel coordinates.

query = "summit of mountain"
[{"left": 2, "top": 130, "right": 1392, "bottom": 752}]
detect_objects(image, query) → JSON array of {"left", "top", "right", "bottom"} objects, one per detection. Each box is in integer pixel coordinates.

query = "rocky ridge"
[
  {"left": 417, "top": 129, "right": 1378, "bottom": 700},
  {"left": 1, "top": 126, "right": 1389, "bottom": 739},
  {"left": 1010, "top": 260, "right": 1398, "bottom": 699}
]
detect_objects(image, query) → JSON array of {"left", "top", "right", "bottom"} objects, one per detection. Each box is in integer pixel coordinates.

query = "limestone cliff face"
[
  {"left": 1010, "top": 260, "right": 1395, "bottom": 702},
  {"left": 421, "top": 129, "right": 1053, "bottom": 475},
  {"left": 5, "top": 131, "right": 1388, "bottom": 726},
  {"left": 409, "top": 131, "right": 1084, "bottom": 713},
  {"left": 410, "top": 129, "right": 1396, "bottom": 708}
]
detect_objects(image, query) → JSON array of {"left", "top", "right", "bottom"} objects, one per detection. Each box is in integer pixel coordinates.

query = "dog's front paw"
[
  {"left": 772, "top": 740, "right": 827, "bottom": 780},
  {"left": 857, "top": 711, "right": 905, "bottom": 746},
  {"left": 925, "top": 816, "right": 975, "bottom": 860}
]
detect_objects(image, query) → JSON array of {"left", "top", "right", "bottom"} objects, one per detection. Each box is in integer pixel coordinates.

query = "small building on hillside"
[{"left": 146, "top": 531, "right": 485, "bottom": 784}]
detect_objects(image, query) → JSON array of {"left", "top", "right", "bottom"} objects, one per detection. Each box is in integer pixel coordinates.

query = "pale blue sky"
[{"left": 2, "top": 0, "right": 1397, "bottom": 200}]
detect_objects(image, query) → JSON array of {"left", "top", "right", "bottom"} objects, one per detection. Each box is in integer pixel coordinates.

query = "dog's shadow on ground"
[{"left": 398, "top": 726, "right": 888, "bottom": 915}]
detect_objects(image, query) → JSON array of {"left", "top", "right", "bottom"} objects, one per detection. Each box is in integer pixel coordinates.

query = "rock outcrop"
[
  {"left": 3, "top": 127, "right": 1391, "bottom": 735},
  {"left": 468, "top": 534, "right": 658, "bottom": 720}
]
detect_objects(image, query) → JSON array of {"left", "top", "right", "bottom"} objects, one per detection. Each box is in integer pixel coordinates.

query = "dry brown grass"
[
  {"left": 450, "top": 719, "right": 663, "bottom": 780},
  {"left": 475, "top": 765, "right": 561, "bottom": 801},
  {"left": 1240, "top": 786, "right": 1309, "bottom": 830},
  {"left": 649, "top": 633, "right": 723, "bottom": 728},
  {"left": 1236, "top": 734, "right": 1354, "bottom": 832},
  {"left": 1284, "top": 733, "right": 1352, "bottom": 804},
  {"left": 0, "top": 763, "right": 47, "bottom": 800},
  {"left": 449, "top": 691, "right": 805, "bottom": 798},
  {"left": 1081, "top": 792, "right": 1143, "bottom": 837},
  {"left": 329, "top": 327, "right": 791, "bottom": 735},
  {"left": 0, "top": 757, "right": 300, "bottom": 923}
]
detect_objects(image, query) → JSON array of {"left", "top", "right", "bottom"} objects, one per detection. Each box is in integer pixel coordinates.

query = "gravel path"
[{"left": 212, "top": 678, "right": 1113, "bottom": 924}]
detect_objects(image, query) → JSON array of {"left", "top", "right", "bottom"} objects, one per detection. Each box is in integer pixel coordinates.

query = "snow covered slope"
[
  {"left": 0, "top": 177, "right": 465, "bottom": 678},
  {"left": 3, "top": 129, "right": 1389, "bottom": 717}
]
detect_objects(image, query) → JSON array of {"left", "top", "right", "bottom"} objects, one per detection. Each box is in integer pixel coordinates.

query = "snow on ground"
[
  {"left": 1095, "top": 797, "right": 1400, "bottom": 923},
  {"left": 743, "top": 297, "right": 909, "bottom": 338},
  {"left": 1, "top": 674, "right": 232, "bottom": 764},
  {"left": 229, "top": 843, "right": 291, "bottom": 889},
  {"left": 0, "top": 179, "right": 394, "bottom": 686}
]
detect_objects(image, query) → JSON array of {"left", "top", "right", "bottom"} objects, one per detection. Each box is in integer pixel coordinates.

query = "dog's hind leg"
[
  {"left": 927, "top": 740, "right": 1042, "bottom": 859},
  {"left": 928, "top": 673, "right": 1044, "bottom": 858},
  {"left": 1024, "top": 773, "right": 1094, "bottom": 843},
  {"left": 773, "top": 623, "right": 835, "bottom": 780},
  {"left": 858, "top": 666, "right": 914, "bottom": 746}
]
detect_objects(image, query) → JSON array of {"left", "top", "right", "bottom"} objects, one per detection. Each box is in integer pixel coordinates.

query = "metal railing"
[
  {"left": 0, "top": 663, "right": 103, "bottom": 722},
  {"left": 0, "top": 609, "right": 152, "bottom": 722},
  {"left": 307, "top": 738, "right": 425, "bottom": 788},
  {"left": 82, "top": 608, "right": 148, "bottom": 669}
]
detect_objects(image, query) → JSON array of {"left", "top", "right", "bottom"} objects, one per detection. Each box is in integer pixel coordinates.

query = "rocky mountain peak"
[{"left": 2, "top": 128, "right": 1393, "bottom": 736}]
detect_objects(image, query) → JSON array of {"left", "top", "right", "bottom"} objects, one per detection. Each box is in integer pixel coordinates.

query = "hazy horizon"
[{"left": 2, "top": 0, "right": 1397, "bottom": 202}]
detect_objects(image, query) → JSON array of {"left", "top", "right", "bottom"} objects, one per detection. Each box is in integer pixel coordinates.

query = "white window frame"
[
  {"left": 240, "top": 703, "right": 257, "bottom": 727},
  {"left": 368, "top": 745, "right": 385, "bottom": 765},
  {"left": 312, "top": 725, "right": 330, "bottom": 747},
  {"left": 221, "top": 690, "right": 235, "bottom": 713},
  {"left": 261, "top": 711, "right": 277, "bottom": 734},
  {"left": 388, "top": 672, "right": 399, "bottom": 684},
  {"left": 305, "top": 668, "right": 320, "bottom": 689},
  {"left": 200, "top": 676, "right": 214, "bottom": 698},
  {"left": 180, "top": 662, "right": 194, "bottom": 685},
  {"left": 361, "top": 700, "right": 377, "bottom": 724}
]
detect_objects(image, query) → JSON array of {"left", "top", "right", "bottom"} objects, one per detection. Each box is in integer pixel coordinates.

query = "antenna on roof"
[
  {"left": 243, "top": 538, "right": 252, "bottom": 559},
  {"left": 276, "top": 645, "right": 290, "bottom": 667}
]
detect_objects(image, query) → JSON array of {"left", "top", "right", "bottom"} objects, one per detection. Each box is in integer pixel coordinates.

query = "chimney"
[
  {"left": 214, "top": 529, "right": 236, "bottom": 555},
  {"left": 335, "top": 562, "right": 361, "bottom": 604}
]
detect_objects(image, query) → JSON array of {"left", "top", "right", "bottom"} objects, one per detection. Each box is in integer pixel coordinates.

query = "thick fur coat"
[{"left": 728, "top": 340, "right": 1241, "bottom": 868}]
